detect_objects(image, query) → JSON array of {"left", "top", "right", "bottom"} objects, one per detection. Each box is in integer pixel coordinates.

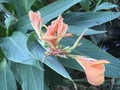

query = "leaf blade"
[
  {"left": 0, "top": 32, "right": 41, "bottom": 68},
  {"left": 0, "top": 59, "right": 17, "bottom": 90},
  {"left": 15, "top": 0, "right": 81, "bottom": 32}
]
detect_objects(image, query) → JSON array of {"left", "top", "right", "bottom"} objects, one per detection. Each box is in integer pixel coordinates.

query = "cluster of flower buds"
[{"left": 29, "top": 10, "right": 110, "bottom": 86}]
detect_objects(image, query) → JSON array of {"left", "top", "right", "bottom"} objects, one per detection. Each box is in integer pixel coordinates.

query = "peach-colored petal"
[
  {"left": 28, "top": 10, "right": 43, "bottom": 36},
  {"left": 42, "top": 15, "right": 68, "bottom": 48},
  {"left": 64, "top": 33, "right": 73, "bottom": 37},
  {"left": 74, "top": 55, "right": 110, "bottom": 86},
  {"left": 46, "top": 22, "right": 58, "bottom": 36},
  {"left": 58, "top": 24, "right": 68, "bottom": 40},
  {"left": 57, "top": 16, "right": 68, "bottom": 41},
  {"left": 90, "top": 60, "right": 110, "bottom": 65},
  {"left": 41, "top": 36, "right": 58, "bottom": 48}
]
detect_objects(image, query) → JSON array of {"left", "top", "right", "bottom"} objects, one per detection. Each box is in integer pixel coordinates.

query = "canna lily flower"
[
  {"left": 28, "top": 10, "right": 43, "bottom": 37},
  {"left": 41, "top": 15, "right": 68, "bottom": 49},
  {"left": 73, "top": 55, "right": 110, "bottom": 86},
  {"left": 29, "top": 10, "right": 70, "bottom": 49}
]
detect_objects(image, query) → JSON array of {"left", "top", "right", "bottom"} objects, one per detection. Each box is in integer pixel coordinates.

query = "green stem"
[
  {"left": 69, "top": 29, "right": 88, "bottom": 51},
  {"left": 6, "top": 29, "right": 9, "bottom": 36}
]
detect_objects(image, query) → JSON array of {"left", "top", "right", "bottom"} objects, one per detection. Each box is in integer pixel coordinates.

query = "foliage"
[{"left": 0, "top": 0, "right": 120, "bottom": 90}]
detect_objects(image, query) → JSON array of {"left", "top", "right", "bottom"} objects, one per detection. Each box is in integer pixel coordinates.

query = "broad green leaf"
[
  {"left": 94, "top": 2, "right": 118, "bottom": 12},
  {"left": 68, "top": 25, "right": 106, "bottom": 35},
  {"left": 26, "top": 32, "right": 72, "bottom": 81},
  {"left": 14, "top": 0, "right": 81, "bottom": 32},
  {"left": 0, "top": 59, "right": 17, "bottom": 90},
  {"left": 64, "top": 12, "right": 120, "bottom": 28},
  {"left": 40, "top": 0, "right": 81, "bottom": 23},
  {"left": 60, "top": 36, "right": 120, "bottom": 78},
  {"left": 0, "top": 32, "right": 41, "bottom": 68},
  {"left": 10, "top": 62, "right": 44, "bottom": 90},
  {"left": 9, "top": 0, "right": 35, "bottom": 17}
]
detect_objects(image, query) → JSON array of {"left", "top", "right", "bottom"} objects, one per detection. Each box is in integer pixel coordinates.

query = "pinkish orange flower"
[
  {"left": 29, "top": 10, "right": 69, "bottom": 49},
  {"left": 41, "top": 15, "right": 68, "bottom": 49},
  {"left": 73, "top": 55, "right": 110, "bottom": 86},
  {"left": 28, "top": 10, "right": 43, "bottom": 37}
]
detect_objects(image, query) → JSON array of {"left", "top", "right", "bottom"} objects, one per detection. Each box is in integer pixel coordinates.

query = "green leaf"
[
  {"left": 0, "top": 0, "right": 9, "bottom": 3},
  {"left": 21, "top": 0, "right": 35, "bottom": 12},
  {"left": 45, "top": 65, "right": 66, "bottom": 85},
  {"left": 0, "top": 32, "right": 41, "bottom": 68},
  {"left": 14, "top": 0, "right": 81, "bottom": 32},
  {"left": 40, "top": 0, "right": 82, "bottom": 23},
  {"left": 5, "top": 16, "right": 14, "bottom": 30},
  {"left": 58, "top": 57, "right": 83, "bottom": 72},
  {"left": 61, "top": 36, "right": 120, "bottom": 78},
  {"left": 0, "top": 59, "right": 17, "bottom": 90},
  {"left": 0, "top": 48, "right": 4, "bottom": 61},
  {"left": 44, "top": 83, "right": 50, "bottom": 90},
  {"left": 9, "top": 0, "right": 35, "bottom": 17},
  {"left": 0, "top": 26, "right": 6, "bottom": 38},
  {"left": 94, "top": 2, "right": 118, "bottom": 12},
  {"left": 10, "top": 62, "right": 44, "bottom": 90},
  {"left": 26, "top": 32, "right": 72, "bottom": 81},
  {"left": 68, "top": 25, "right": 106, "bottom": 35},
  {"left": 79, "top": 0, "right": 90, "bottom": 11},
  {"left": 64, "top": 12, "right": 120, "bottom": 28}
]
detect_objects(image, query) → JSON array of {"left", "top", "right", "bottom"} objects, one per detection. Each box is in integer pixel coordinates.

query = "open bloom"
[
  {"left": 29, "top": 10, "right": 70, "bottom": 49},
  {"left": 29, "top": 10, "right": 43, "bottom": 37},
  {"left": 41, "top": 15, "right": 68, "bottom": 49},
  {"left": 73, "top": 55, "right": 110, "bottom": 86}
]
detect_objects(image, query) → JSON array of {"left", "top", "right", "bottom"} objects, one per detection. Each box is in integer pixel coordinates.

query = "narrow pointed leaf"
[
  {"left": 68, "top": 25, "right": 106, "bottom": 35},
  {"left": 94, "top": 2, "right": 118, "bottom": 12},
  {"left": 64, "top": 12, "right": 120, "bottom": 28}
]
